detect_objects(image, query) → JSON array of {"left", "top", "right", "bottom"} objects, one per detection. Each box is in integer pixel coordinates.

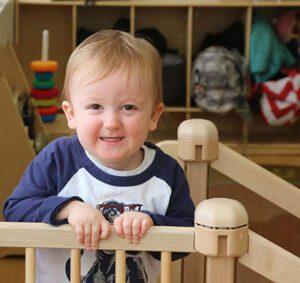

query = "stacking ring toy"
[{"left": 30, "top": 30, "right": 59, "bottom": 123}]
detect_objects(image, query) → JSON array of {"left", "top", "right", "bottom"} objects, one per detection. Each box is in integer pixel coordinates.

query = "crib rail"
[
  {"left": 0, "top": 222, "right": 194, "bottom": 283},
  {"left": 239, "top": 230, "right": 300, "bottom": 283},
  {"left": 174, "top": 119, "right": 300, "bottom": 282},
  {"left": 0, "top": 222, "right": 194, "bottom": 252},
  {"left": 211, "top": 143, "right": 300, "bottom": 219},
  {"left": 0, "top": 222, "right": 299, "bottom": 283},
  {"left": 177, "top": 119, "right": 300, "bottom": 220}
]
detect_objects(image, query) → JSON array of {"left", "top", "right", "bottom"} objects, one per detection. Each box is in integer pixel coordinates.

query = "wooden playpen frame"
[{"left": 0, "top": 119, "right": 299, "bottom": 283}]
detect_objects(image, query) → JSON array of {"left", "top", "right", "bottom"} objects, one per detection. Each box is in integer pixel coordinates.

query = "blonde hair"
[{"left": 63, "top": 29, "right": 163, "bottom": 106}]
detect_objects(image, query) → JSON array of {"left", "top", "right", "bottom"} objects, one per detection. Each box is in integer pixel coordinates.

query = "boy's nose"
[{"left": 103, "top": 111, "right": 120, "bottom": 130}]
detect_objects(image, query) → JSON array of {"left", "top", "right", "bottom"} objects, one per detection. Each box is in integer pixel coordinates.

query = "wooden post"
[
  {"left": 177, "top": 119, "right": 219, "bottom": 283},
  {"left": 116, "top": 250, "right": 126, "bottom": 283},
  {"left": 25, "top": 248, "right": 36, "bottom": 283},
  {"left": 194, "top": 198, "right": 249, "bottom": 283},
  {"left": 70, "top": 249, "right": 81, "bottom": 283},
  {"left": 161, "top": 251, "right": 172, "bottom": 283}
]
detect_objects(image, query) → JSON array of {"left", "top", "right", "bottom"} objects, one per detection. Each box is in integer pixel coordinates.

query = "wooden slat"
[
  {"left": 25, "top": 248, "right": 36, "bottom": 283},
  {"left": 228, "top": 142, "right": 300, "bottom": 155},
  {"left": 186, "top": 162, "right": 209, "bottom": 205},
  {"left": 252, "top": 1, "right": 300, "bottom": 7},
  {"left": 0, "top": 44, "right": 30, "bottom": 93},
  {"left": 71, "top": 5, "right": 77, "bottom": 51},
  {"left": 161, "top": 251, "right": 172, "bottom": 283},
  {"left": 130, "top": 5, "right": 135, "bottom": 35},
  {"left": 205, "top": 236, "right": 235, "bottom": 283},
  {"left": 159, "top": 140, "right": 300, "bottom": 166},
  {"left": 185, "top": 6, "right": 193, "bottom": 113},
  {"left": 0, "top": 223, "right": 195, "bottom": 252},
  {"left": 246, "top": 155, "right": 300, "bottom": 167},
  {"left": 0, "top": 75, "right": 35, "bottom": 228},
  {"left": 17, "top": 0, "right": 300, "bottom": 7},
  {"left": 20, "top": 0, "right": 300, "bottom": 8},
  {"left": 17, "top": 0, "right": 253, "bottom": 8},
  {"left": 206, "top": 256, "right": 235, "bottom": 283},
  {"left": 184, "top": 163, "right": 207, "bottom": 283},
  {"left": 244, "top": 6, "right": 252, "bottom": 65},
  {"left": 239, "top": 231, "right": 300, "bottom": 283},
  {"left": 211, "top": 143, "right": 300, "bottom": 219},
  {"left": 116, "top": 250, "right": 126, "bottom": 283},
  {"left": 70, "top": 249, "right": 81, "bottom": 283},
  {"left": 15, "top": 0, "right": 20, "bottom": 44}
]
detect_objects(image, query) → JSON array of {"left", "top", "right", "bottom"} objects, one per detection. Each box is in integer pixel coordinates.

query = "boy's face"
[{"left": 62, "top": 67, "right": 163, "bottom": 170}]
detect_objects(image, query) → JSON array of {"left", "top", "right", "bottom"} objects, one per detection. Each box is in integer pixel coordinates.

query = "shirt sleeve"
[
  {"left": 3, "top": 142, "right": 83, "bottom": 225},
  {"left": 144, "top": 160, "right": 195, "bottom": 261},
  {"left": 147, "top": 164, "right": 195, "bottom": 227}
]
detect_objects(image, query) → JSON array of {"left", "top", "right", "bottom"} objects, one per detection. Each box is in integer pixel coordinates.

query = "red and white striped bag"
[{"left": 260, "top": 70, "right": 300, "bottom": 125}]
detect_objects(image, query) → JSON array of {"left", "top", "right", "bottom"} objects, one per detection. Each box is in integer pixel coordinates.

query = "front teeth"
[{"left": 101, "top": 137, "right": 122, "bottom": 141}]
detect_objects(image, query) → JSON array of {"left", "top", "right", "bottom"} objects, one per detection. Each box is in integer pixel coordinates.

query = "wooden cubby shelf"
[{"left": 14, "top": 0, "right": 300, "bottom": 166}]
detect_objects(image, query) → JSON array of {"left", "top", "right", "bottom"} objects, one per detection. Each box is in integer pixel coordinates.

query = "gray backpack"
[{"left": 192, "top": 46, "right": 249, "bottom": 116}]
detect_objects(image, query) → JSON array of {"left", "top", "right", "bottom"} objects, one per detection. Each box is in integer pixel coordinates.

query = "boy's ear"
[
  {"left": 62, "top": 101, "right": 76, "bottom": 130},
  {"left": 149, "top": 103, "right": 164, "bottom": 132}
]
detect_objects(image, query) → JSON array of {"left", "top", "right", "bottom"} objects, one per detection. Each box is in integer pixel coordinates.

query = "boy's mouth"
[{"left": 100, "top": 137, "right": 123, "bottom": 142}]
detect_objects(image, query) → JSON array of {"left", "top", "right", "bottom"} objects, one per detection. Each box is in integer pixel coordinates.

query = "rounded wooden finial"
[
  {"left": 177, "top": 119, "right": 219, "bottom": 161},
  {"left": 195, "top": 198, "right": 248, "bottom": 228},
  {"left": 194, "top": 198, "right": 248, "bottom": 257}
]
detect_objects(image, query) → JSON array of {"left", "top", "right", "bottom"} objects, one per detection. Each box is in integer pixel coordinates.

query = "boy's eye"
[
  {"left": 122, "top": 104, "right": 136, "bottom": 111},
  {"left": 88, "top": 104, "right": 101, "bottom": 110}
]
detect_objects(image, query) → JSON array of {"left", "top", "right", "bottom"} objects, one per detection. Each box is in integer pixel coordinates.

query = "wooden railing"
[
  {"left": 0, "top": 223, "right": 194, "bottom": 283},
  {"left": 211, "top": 143, "right": 300, "bottom": 219},
  {"left": 165, "top": 119, "right": 300, "bottom": 282},
  {"left": 0, "top": 221, "right": 299, "bottom": 283}
]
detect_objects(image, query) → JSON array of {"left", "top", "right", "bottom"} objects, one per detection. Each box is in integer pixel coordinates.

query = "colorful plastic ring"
[
  {"left": 33, "top": 79, "right": 55, "bottom": 90},
  {"left": 35, "top": 72, "right": 53, "bottom": 81},
  {"left": 41, "top": 114, "right": 57, "bottom": 123},
  {"left": 31, "top": 60, "right": 58, "bottom": 72},
  {"left": 37, "top": 106, "right": 58, "bottom": 116},
  {"left": 31, "top": 88, "right": 59, "bottom": 99},
  {"left": 33, "top": 98, "right": 56, "bottom": 107}
]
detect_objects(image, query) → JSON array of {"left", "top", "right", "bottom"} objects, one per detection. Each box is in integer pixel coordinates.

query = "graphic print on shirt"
[{"left": 65, "top": 200, "right": 148, "bottom": 283}]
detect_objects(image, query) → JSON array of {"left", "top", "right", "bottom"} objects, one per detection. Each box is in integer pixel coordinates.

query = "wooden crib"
[{"left": 0, "top": 119, "right": 299, "bottom": 283}]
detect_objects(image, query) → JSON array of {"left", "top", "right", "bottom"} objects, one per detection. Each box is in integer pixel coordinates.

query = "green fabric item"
[{"left": 250, "top": 13, "right": 297, "bottom": 83}]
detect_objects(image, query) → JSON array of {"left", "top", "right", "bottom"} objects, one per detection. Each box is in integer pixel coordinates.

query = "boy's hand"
[
  {"left": 57, "top": 200, "right": 111, "bottom": 250},
  {"left": 113, "top": 211, "right": 153, "bottom": 244}
]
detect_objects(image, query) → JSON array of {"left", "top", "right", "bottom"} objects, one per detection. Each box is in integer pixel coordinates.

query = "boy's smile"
[
  {"left": 100, "top": 137, "right": 123, "bottom": 142},
  {"left": 62, "top": 66, "right": 163, "bottom": 171}
]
